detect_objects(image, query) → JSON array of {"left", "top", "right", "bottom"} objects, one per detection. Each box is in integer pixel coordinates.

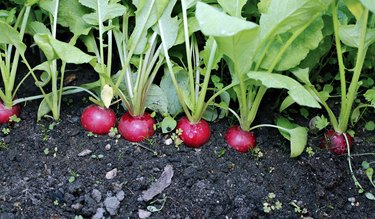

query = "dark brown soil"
[{"left": 1, "top": 68, "right": 375, "bottom": 219}]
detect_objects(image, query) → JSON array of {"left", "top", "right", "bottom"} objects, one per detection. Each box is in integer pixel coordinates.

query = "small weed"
[
  {"left": 9, "top": 115, "right": 20, "bottom": 123},
  {"left": 214, "top": 148, "right": 226, "bottom": 158},
  {"left": 68, "top": 171, "right": 78, "bottom": 183},
  {"left": 147, "top": 194, "right": 168, "bottom": 213},
  {"left": 305, "top": 146, "right": 315, "bottom": 157},
  {"left": 263, "top": 193, "right": 282, "bottom": 213},
  {"left": 2, "top": 128, "right": 10, "bottom": 135},
  {"left": 171, "top": 128, "right": 183, "bottom": 148},
  {"left": 290, "top": 200, "right": 308, "bottom": 216},
  {"left": 43, "top": 147, "right": 58, "bottom": 157},
  {"left": 53, "top": 199, "right": 59, "bottom": 206},
  {"left": 74, "top": 216, "right": 83, "bottom": 219},
  {"left": 91, "top": 154, "right": 104, "bottom": 160},
  {"left": 251, "top": 147, "right": 264, "bottom": 159},
  {"left": 0, "top": 140, "right": 7, "bottom": 150},
  {"left": 87, "top": 132, "right": 97, "bottom": 137},
  {"left": 108, "top": 127, "right": 119, "bottom": 138}
]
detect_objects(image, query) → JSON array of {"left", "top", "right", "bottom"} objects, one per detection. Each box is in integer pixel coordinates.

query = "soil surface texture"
[{"left": 1, "top": 68, "right": 375, "bottom": 219}]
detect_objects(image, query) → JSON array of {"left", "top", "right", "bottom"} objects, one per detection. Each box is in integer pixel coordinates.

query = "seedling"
[
  {"left": 91, "top": 154, "right": 104, "bottom": 160},
  {"left": 263, "top": 193, "right": 282, "bottom": 213},
  {"left": 305, "top": 147, "right": 315, "bottom": 157},
  {"left": 2, "top": 128, "right": 10, "bottom": 135},
  {"left": 289, "top": 200, "right": 308, "bottom": 216},
  {"left": 68, "top": 171, "right": 78, "bottom": 183},
  {"left": 108, "top": 127, "right": 119, "bottom": 138},
  {"left": 214, "top": 148, "right": 226, "bottom": 158},
  {"left": 147, "top": 194, "right": 168, "bottom": 213},
  {"left": 87, "top": 132, "right": 98, "bottom": 138},
  {"left": 251, "top": 148, "right": 264, "bottom": 159},
  {"left": 0, "top": 140, "right": 7, "bottom": 150}
]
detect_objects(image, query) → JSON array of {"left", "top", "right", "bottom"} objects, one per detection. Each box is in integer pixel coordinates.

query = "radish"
[
  {"left": 225, "top": 125, "right": 256, "bottom": 153},
  {"left": 320, "top": 129, "right": 353, "bottom": 155},
  {"left": 0, "top": 101, "right": 21, "bottom": 124},
  {"left": 80, "top": 104, "right": 116, "bottom": 135},
  {"left": 118, "top": 112, "right": 156, "bottom": 142},
  {"left": 176, "top": 116, "right": 211, "bottom": 148}
]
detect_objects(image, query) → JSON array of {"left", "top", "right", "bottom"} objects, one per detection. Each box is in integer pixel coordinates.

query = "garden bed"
[{"left": 1, "top": 72, "right": 374, "bottom": 218}]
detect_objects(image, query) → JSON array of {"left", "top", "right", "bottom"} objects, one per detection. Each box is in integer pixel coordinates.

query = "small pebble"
[
  {"left": 91, "top": 189, "right": 102, "bottom": 203},
  {"left": 116, "top": 190, "right": 125, "bottom": 201},
  {"left": 104, "top": 197, "right": 120, "bottom": 216},
  {"left": 78, "top": 149, "right": 92, "bottom": 157},
  {"left": 165, "top": 138, "right": 173, "bottom": 145},
  {"left": 105, "top": 144, "right": 111, "bottom": 151},
  {"left": 138, "top": 209, "right": 152, "bottom": 219},
  {"left": 105, "top": 168, "right": 118, "bottom": 180}
]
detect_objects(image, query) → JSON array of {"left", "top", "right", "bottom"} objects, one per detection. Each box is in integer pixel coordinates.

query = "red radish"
[
  {"left": 176, "top": 116, "right": 211, "bottom": 148},
  {"left": 225, "top": 125, "right": 256, "bottom": 153},
  {"left": 81, "top": 104, "right": 116, "bottom": 135},
  {"left": 0, "top": 101, "right": 21, "bottom": 124},
  {"left": 118, "top": 112, "right": 156, "bottom": 142},
  {"left": 320, "top": 129, "right": 353, "bottom": 155}
]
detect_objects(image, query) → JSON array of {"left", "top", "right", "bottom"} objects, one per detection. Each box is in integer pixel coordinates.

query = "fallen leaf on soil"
[
  {"left": 138, "top": 209, "right": 152, "bottom": 218},
  {"left": 78, "top": 149, "right": 92, "bottom": 157},
  {"left": 137, "top": 165, "right": 174, "bottom": 202},
  {"left": 105, "top": 168, "right": 118, "bottom": 180}
]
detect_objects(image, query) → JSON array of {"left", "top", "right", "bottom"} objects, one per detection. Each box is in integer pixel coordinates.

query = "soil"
[{"left": 1, "top": 67, "right": 375, "bottom": 219}]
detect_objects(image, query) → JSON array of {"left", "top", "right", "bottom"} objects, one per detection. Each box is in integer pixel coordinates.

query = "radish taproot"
[
  {"left": 0, "top": 101, "right": 21, "bottom": 124},
  {"left": 320, "top": 129, "right": 353, "bottom": 155},
  {"left": 118, "top": 112, "right": 156, "bottom": 142},
  {"left": 176, "top": 116, "right": 211, "bottom": 148},
  {"left": 225, "top": 125, "right": 256, "bottom": 153},
  {"left": 80, "top": 104, "right": 116, "bottom": 135}
]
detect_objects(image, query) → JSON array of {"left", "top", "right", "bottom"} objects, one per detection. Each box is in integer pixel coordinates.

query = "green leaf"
[
  {"left": 37, "top": 93, "right": 53, "bottom": 121},
  {"left": 145, "top": 84, "right": 169, "bottom": 115},
  {"left": 155, "top": 0, "right": 178, "bottom": 50},
  {"left": 276, "top": 117, "right": 308, "bottom": 157},
  {"left": 259, "top": 0, "right": 327, "bottom": 39},
  {"left": 365, "top": 192, "right": 375, "bottom": 200},
  {"left": 26, "top": 21, "right": 51, "bottom": 36},
  {"left": 339, "top": 24, "right": 375, "bottom": 49},
  {"left": 160, "top": 116, "right": 177, "bottom": 133},
  {"left": 365, "top": 121, "right": 375, "bottom": 131},
  {"left": 160, "top": 66, "right": 189, "bottom": 116},
  {"left": 362, "top": 161, "right": 370, "bottom": 169},
  {"left": 360, "top": 0, "right": 375, "bottom": 13},
  {"left": 312, "top": 115, "right": 330, "bottom": 130},
  {"left": 196, "top": 2, "right": 258, "bottom": 37},
  {"left": 128, "top": 0, "right": 169, "bottom": 54},
  {"left": 260, "top": 17, "right": 324, "bottom": 71},
  {"left": 217, "top": 0, "right": 247, "bottom": 17},
  {"left": 0, "top": 21, "right": 26, "bottom": 55},
  {"left": 247, "top": 71, "right": 321, "bottom": 108},
  {"left": 364, "top": 88, "right": 375, "bottom": 106},
  {"left": 200, "top": 37, "right": 223, "bottom": 70},
  {"left": 34, "top": 34, "right": 95, "bottom": 64},
  {"left": 343, "top": 0, "right": 364, "bottom": 20},
  {"left": 79, "top": 0, "right": 125, "bottom": 25},
  {"left": 290, "top": 68, "right": 312, "bottom": 85},
  {"left": 365, "top": 167, "right": 373, "bottom": 182},
  {"left": 58, "top": 0, "right": 91, "bottom": 36}
]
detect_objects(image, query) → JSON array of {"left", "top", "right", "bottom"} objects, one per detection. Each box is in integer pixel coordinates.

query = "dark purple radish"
[
  {"left": 225, "top": 125, "right": 256, "bottom": 153},
  {"left": 176, "top": 116, "right": 211, "bottom": 148},
  {"left": 118, "top": 112, "right": 156, "bottom": 142},
  {"left": 0, "top": 101, "right": 21, "bottom": 124},
  {"left": 80, "top": 104, "right": 116, "bottom": 135},
  {"left": 320, "top": 129, "right": 353, "bottom": 155}
]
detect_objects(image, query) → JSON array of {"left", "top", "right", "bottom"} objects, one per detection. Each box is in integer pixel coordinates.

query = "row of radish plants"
[{"left": 1, "top": 0, "right": 374, "bottom": 160}]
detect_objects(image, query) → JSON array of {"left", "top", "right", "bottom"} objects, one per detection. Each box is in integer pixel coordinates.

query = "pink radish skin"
[
  {"left": 80, "top": 104, "right": 116, "bottom": 135},
  {"left": 118, "top": 112, "right": 156, "bottom": 142},
  {"left": 320, "top": 129, "right": 353, "bottom": 155},
  {"left": 176, "top": 116, "right": 211, "bottom": 148},
  {"left": 225, "top": 125, "right": 256, "bottom": 153},
  {"left": 0, "top": 101, "right": 21, "bottom": 124}
]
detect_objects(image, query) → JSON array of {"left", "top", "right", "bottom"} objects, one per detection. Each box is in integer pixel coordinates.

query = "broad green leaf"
[
  {"left": 101, "top": 84, "right": 113, "bottom": 108},
  {"left": 261, "top": 17, "right": 324, "bottom": 71},
  {"left": 145, "top": 84, "right": 168, "bottom": 115},
  {"left": 218, "top": 0, "right": 247, "bottom": 17},
  {"left": 247, "top": 71, "right": 321, "bottom": 108},
  {"left": 259, "top": 0, "right": 327, "bottom": 39},
  {"left": 39, "top": 0, "right": 58, "bottom": 15},
  {"left": 80, "top": 0, "right": 126, "bottom": 26},
  {"left": 26, "top": 21, "right": 51, "bottom": 36},
  {"left": 364, "top": 88, "right": 375, "bottom": 106},
  {"left": 289, "top": 127, "right": 308, "bottom": 157},
  {"left": 200, "top": 37, "right": 223, "bottom": 71},
  {"left": 343, "top": 0, "right": 364, "bottom": 20},
  {"left": 290, "top": 68, "right": 312, "bottom": 85},
  {"left": 161, "top": 116, "right": 177, "bottom": 133},
  {"left": 0, "top": 21, "right": 26, "bottom": 54},
  {"left": 365, "top": 192, "right": 375, "bottom": 200},
  {"left": 160, "top": 66, "right": 188, "bottom": 116},
  {"left": 196, "top": 2, "right": 258, "bottom": 37},
  {"left": 175, "top": 16, "right": 200, "bottom": 45},
  {"left": 360, "top": 0, "right": 375, "bottom": 13},
  {"left": 276, "top": 117, "right": 308, "bottom": 157},
  {"left": 58, "top": 0, "right": 91, "bottom": 36},
  {"left": 34, "top": 34, "right": 95, "bottom": 64},
  {"left": 339, "top": 24, "right": 375, "bottom": 49},
  {"left": 37, "top": 93, "right": 53, "bottom": 121},
  {"left": 155, "top": 0, "right": 178, "bottom": 50},
  {"left": 128, "top": 0, "right": 169, "bottom": 54},
  {"left": 32, "top": 61, "right": 52, "bottom": 87}
]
